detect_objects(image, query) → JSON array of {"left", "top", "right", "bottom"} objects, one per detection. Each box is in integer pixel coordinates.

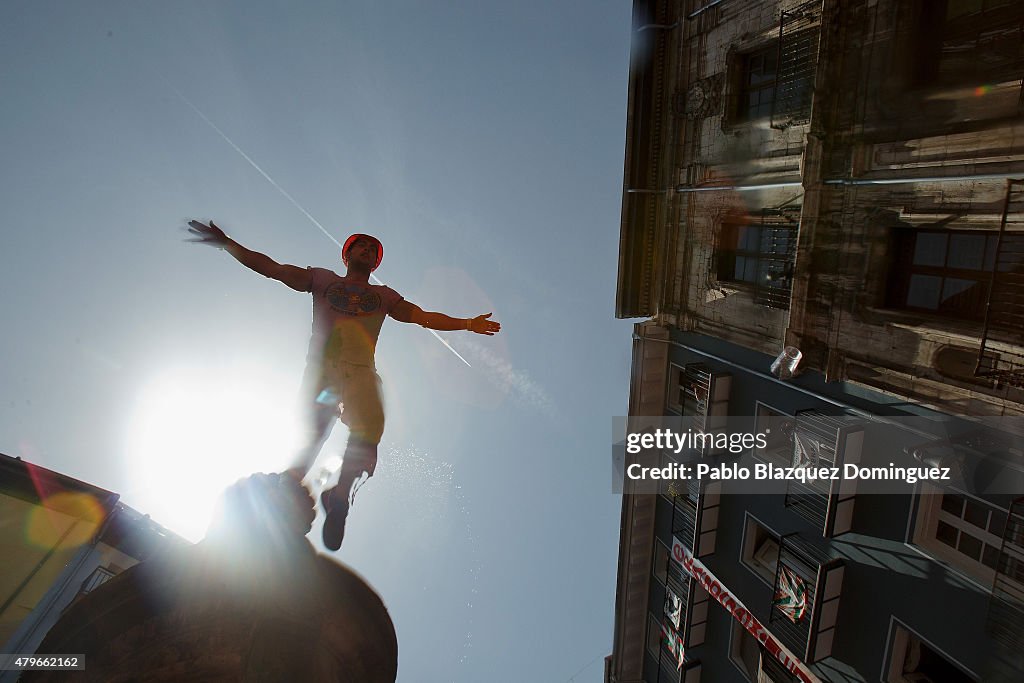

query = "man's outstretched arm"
[
  {"left": 390, "top": 300, "right": 501, "bottom": 335},
  {"left": 187, "top": 220, "right": 310, "bottom": 292}
]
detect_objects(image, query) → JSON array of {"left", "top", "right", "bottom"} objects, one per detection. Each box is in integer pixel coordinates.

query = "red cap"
[{"left": 341, "top": 233, "right": 383, "bottom": 271}]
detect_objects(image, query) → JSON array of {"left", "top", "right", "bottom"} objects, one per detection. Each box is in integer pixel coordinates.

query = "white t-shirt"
[{"left": 305, "top": 267, "right": 403, "bottom": 368}]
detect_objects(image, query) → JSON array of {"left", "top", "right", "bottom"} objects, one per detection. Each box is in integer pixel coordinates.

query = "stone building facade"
[{"left": 617, "top": 0, "right": 1024, "bottom": 417}]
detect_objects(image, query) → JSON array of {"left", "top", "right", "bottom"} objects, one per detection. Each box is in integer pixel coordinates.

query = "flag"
[
  {"left": 660, "top": 621, "right": 686, "bottom": 670},
  {"left": 773, "top": 565, "right": 808, "bottom": 623},
  {"left": 664, "top": 588, "right": 683, "bottom": 630}
]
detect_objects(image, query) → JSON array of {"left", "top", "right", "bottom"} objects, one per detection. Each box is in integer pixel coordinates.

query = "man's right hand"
[{"left": 186, "top": 220, "right": 231, "bottom": 248}]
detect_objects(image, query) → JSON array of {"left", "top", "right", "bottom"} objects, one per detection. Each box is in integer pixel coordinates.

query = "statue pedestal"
[{"left": 26, "top": 474, "right": 398, "bottom": 682}]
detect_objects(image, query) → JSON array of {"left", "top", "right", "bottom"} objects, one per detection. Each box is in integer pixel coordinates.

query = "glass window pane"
[
  {"left": 985, "top": 235, "right": 998, "bottom": 271},
  {"left": 749, "top": 61, "right": 776, "bottom": 85},
  {"left": 743, "top": 257, "right": 759, "bottom": 281},
  {"left": 942, "top": 494, "right": 965, "bottom": 515},
  {"left": 989, "top": 510, "right": 1007, "bottom": 536},
  {"left": 958, "top": 532, "right": 983, "bottom": 561},
  {"left": 907, "top": 275, "right": 942, "bottom": 309},
  {"left": 948, "top": 234, "right": 987, "bottom": 270},
  {"left": 940, "top": 278, "right": 978, "bottom": 305},
  {"left": 734, "top": 256, "right": 749, "bottom": 280},
  {"left": 964, "top": 500, "right": 989, "bottom": 529},
  {"left": 738, "top": 226, "right": 758, "bottom": 251},
  {"left": 937, "top": 520, "right": 959, "bottom": 547},
  {"left": 914, "top": 233, "right": 948, "bottom": 267}
]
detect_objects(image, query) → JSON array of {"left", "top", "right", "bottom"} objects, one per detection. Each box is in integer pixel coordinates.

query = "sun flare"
[{"left": 124, "top": 367, "right": 303, "bottom": 542}]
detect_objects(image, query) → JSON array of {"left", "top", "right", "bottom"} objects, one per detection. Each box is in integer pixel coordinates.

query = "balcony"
[
  {"left": 782, "top": 410, "right": 864, "bottom": 537},
  {"left": 652, "top": 558, "right": 707, "bottom": 683},
  {"left": 668, "top": 477, "right": 721, "bottom": 559},
  {"left": 976, "top": 180, "right": 1024, "bottom": 388},
  {"left": 769, "top": 533, "right": 844, "bottom": 663},
  {"left": 667, "top": 363, "right": 731, "bottom": 453}
]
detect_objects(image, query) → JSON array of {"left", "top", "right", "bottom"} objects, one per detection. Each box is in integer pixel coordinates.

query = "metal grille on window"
[
  {"left": 769, "top": 1, "right": 821, "bottom": 129},
  {"left": 975, "top": 178, "right": 1024, "bottom": 387},
  {"left": 753, "top": 210, "right": 799, "bottom": 310}
]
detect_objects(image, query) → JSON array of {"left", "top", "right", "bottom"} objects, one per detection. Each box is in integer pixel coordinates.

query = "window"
[
  {"left": 733, "top": 31, "right": 816, "bottom": 124},
  {"left": 912, "top": 484, "right": 1007, "bottom": 585},
  {"left": 737, "top": 46, "right": 780, "bottom": 121},
  {"left": 915, "top": 0, "right": 1023, "bottom": 87},
  {"left": 730, "top": 620, "right": 801, "bottom": 683},
  {"left": 717, "top": 222, "right": 797, "bottom": 309},
  {"left": 741, "top": 515, "right": 780, "bottom": 585},
  {"left": 754, "top": 403, "right": 794, "bottom": 464},
  {"left": 887, "top": 230, "right": 999, "bottom": 320},
  {"left": 886, "top": 622, "right": 975, "bottom": 683},
  {"left": 729, "top": 620, "right": 761, "bottom": 682},
  {"left": 719, "top": 225, "right": 771, "bottom": 284}
]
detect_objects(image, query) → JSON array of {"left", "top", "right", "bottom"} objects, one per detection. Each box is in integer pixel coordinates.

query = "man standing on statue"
[{"left": 186, "top": 220, "right": 501, "bottom": 550}]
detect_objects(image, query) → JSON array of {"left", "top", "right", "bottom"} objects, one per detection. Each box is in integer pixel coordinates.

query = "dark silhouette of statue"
[
  {"left": 186, "top": 220, "right": 501, "bottom": 550},
  {"left": 25, "top": 473, "right": 398, "bottom": 682}
]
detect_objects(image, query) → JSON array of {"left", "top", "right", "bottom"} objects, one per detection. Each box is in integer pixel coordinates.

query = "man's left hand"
[{"left": 468, "top": 313, "right": 501, "bottom": 335}]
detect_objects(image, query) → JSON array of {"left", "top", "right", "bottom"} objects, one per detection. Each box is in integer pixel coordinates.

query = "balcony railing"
[
  {"left": 669, "top": 476, "right": 721, "bottom": 560},
  {"left": 759, "top": 649, "right": 801, "bottom": 682},
  {"left": 769, "top": 533, "right": 844, "bottom": 663},
  {"left": 752, "top": 218, "right": 798, "bottom": 311},
  {"left": 672, "top": 363, "right": 731, "bottom": 451},
  {"left": 976, "top": 179, "right": 1024, "bottom": 388},
  {"left": 769, "top": 0, "right": 821, "bottom": 130},
  {"left": 656, "top": 546, "right": 706, "bottom": 683},
  {"left": 783, "top": 410, "right": 863, "bottom": 537},
  {"left": 671, "top": 486, "right": 699, "bottom": 555}
]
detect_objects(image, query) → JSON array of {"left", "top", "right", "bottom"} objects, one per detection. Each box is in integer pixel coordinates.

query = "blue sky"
[{"left": 0, "top": 1, "right": 634, "bottom": 680}]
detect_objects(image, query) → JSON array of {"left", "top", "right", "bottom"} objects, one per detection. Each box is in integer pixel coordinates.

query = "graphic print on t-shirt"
[{"left": 325, "top": 281, "right": 382, "bottom": 316}]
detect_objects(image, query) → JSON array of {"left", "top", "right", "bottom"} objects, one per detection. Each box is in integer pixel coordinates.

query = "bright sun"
[{"left": 124, "top": 366, "right": 306, "bottom": 542}]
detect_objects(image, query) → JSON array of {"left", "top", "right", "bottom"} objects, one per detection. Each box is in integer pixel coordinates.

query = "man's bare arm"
[
  {"left": 390, "top": 300, "right": 501, "bottom": 335},
  {"left": 187, "top": 220, "right": 310, "bottom": 292}
]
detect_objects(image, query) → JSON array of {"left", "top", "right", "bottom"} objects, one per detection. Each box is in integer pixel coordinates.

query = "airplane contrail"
[{"left": 167, "top": 81, "right": 472, "bottom": 367}]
